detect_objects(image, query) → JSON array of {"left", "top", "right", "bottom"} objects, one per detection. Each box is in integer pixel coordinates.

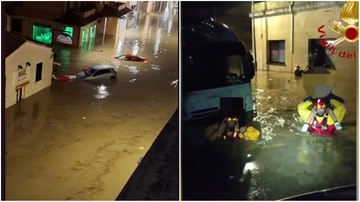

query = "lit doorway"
[
  {"left": 82, "top": 28, "right": 89, "bottom": 43},
  {"left": 90, "top": 24, "right": 97, "bottom": 39}
]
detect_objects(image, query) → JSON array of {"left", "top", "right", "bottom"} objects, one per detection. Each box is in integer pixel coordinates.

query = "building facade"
[
  {"left": 251, "top": 1, "right": 358, "bottom": 73},
  {"left": 5, "top": 32, "right": 54, "bottom": 109},
  {"left": 5, "top": 1, "right": 132, "bottom": 48}
]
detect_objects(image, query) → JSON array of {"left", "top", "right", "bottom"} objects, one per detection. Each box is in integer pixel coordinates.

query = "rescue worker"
[
  {"left": 294, "top": 65, "right": 304, "bottom": 77},
  {"left": 301, "top": 99, "right": 342, "bottom": 132}
]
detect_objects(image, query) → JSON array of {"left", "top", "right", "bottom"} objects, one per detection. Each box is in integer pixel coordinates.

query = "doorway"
[
  {"left": 308, "top": 39, "right": 336, "bottom": 68},
  {"left": 90, "top": 24, "right": 96, "bottom": 39},
  {"left": 15, "top": 81, "right": 29, "bottom": 103},
  {"left": 12, "top": 18, "right": 23, "bottom": 33},
  {"left": 82, "top": 28, "right": 89, "bottom": 43},
  {"left": 16, "top": 87, "right": 23, "bottom": 102}
]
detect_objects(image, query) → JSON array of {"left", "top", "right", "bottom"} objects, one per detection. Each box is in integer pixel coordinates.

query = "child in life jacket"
[{"left": 301, "top": 99, "right": 342, "bottom": 132}]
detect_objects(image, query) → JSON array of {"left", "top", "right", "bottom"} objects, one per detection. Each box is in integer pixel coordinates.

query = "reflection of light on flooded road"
[
  {"left": 140, "top": 15, "right": 151, "bottom": 52},
  {"left": 95, "top": 85, "right": 110, "bottom": 99},
  {"left": 126, "top": 65, "right": 140, "bottom": 74},
  {"left": 132, "top": 40, "right": 140, "bottom": 55},
  {"left": 115, "top": 34, "right": 125, "bottom": 56},
  {"left": 151, "top": 64, "right": 162, "bottom": 71},
  {"left": 171, "top": 79, "right": 178, "bottom": 88},
  {"left": 167, "top": 16, "right": 173, "bottom": 34},
  {"left": 115, "top": 19, "right": 127, "bottom": 56},
  {"left": 154, "top": 29, "right": 162, "bottom": 55},
  {"left": 60, "top": 49, "right": 71, "bottom": 66},
  {"left": 244, "top": 161, "right": 258, "bottom": 172},
  {"left": 163, "top": 7, "right": 169, "bottom": 21}
]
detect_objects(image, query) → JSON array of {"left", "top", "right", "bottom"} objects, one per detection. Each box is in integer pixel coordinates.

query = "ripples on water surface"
[{"left": 182, "top": 71, "right": 357, "bottom": 200}]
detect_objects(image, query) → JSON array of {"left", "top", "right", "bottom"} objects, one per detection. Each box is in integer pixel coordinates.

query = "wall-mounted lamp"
[
  {"left": 18, "top": 65, "right": 23, "bottom": 70},
  {"left": 26, "top": 62, "right": 31, "bottom": 67}
]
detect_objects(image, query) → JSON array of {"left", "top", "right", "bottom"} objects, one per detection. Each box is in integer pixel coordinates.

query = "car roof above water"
[{"left": 91, "top": 64, "right": 115, "bottom": 70}]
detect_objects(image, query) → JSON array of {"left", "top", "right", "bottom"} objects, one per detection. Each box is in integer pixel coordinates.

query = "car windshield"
[{"left": 84, "top": 68, "right": 96, "bottom": 76}]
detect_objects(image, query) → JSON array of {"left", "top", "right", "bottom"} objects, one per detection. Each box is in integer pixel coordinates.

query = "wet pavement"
[
  {"left": 5, "top": 9, "right": 178, "bottom": 200},
  {"left": 182, "top": 70, "right": 357, "bottom": 200}
]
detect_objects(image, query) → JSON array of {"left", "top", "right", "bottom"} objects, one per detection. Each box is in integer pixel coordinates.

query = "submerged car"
[
  {"left": 77, "top": 65, "right": 117, "bottom": 80},
  {"left": 114, "top": 53, "right": 148, "bottom": 63}
]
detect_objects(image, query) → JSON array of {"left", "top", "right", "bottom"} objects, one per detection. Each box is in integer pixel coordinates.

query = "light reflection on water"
[
  {"left": 154, "top": 28, "right": 162, "bottom": 55},
  {"left": 183, "top": 70, "right": 356, "bottom": 200},
  {"left": 151, "top": 64, "right": 162, "bottom": 71},
  {"left": 114, "top": 19, "right": 127, "bottom": 56},
  {"left": 94, "top": 85, "right": 110, "bottom": 100},
  {"left": 252, "top": 71, "right": 356, "bottom": 144},
  {"left": 132, "top": 40, "right": 140, "bottom": 55},
  {"left": 114, "top": 9, "right": 176, "bottom": 59},
  {"left": 115, "top": 34, "right": 125, "bottom": 56},
  {"left": 245, "top": 71, "right": 357, "bottom": 199},
  {"left": 171, "top": 79, "right": 178, "bottom": 88},
  {"left": 109, "top": 10, "right": 178, "bottom": 87},
  {"left": 168, "top": 15, "right": 173, "bottom": 35},
  {"left": 127, "top": 65, "right": 140, "bottom": 75},
  {"left": 140, "top": 13, "right": 151, "bottom": 53},
  {"left": 163, "top": 7, "right": 169, "bottom": 21}
]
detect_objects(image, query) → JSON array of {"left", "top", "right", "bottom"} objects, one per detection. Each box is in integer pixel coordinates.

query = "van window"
[
  {"left": 227, "top": 55, "right": 244, "bottom": 77},
  {"left": 183, "top": 42, "right": 249, "bottom": 93}
]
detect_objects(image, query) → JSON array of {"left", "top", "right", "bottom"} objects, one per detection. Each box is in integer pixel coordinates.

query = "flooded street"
[
  {"left": 182, "top": 70, "right": 356, "bottom": 200},
  {"left": 5, "top": 9, "right": 178, "bottom": 200}
]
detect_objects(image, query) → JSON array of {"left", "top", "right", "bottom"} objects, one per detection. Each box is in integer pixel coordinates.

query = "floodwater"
[
  {"left": 5, "top": 9, "right": 178, "bottom": 200},
  {"left": 182, "top": 70, "right": 357, "bottom": 200}
]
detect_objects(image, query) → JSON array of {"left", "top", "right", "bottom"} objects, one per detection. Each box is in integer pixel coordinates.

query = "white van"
[{"left": 182, "top": 18, "right": 257, "bottom": 125}]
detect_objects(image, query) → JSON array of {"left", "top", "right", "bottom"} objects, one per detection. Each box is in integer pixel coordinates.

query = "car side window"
[
  {"left": 93, "top": 69, "right": 111, "bottom": 76},
  {"left": 131, "top": 57, "right": 138, "bottom": 61}
]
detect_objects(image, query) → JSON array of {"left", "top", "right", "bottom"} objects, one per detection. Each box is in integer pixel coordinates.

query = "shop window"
[
  {"left": 32, "top": 24, "right": 53, "bottom": 45},
  {"left": 35, "top": 62, "right": 43, "bottom": 82},
  {"left": 268, "top": 40, "right": 285, "bottom": 64},
  {"left": 12, "top": 18, "right": 23, "bottom": 33},
  {"left": 63, "top": 26, "right": 73, "bottom": 37}
]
